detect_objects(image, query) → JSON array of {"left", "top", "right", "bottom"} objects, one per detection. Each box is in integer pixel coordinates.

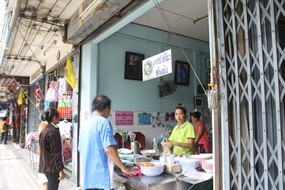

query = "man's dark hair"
[
  {"left": 41, "top": 108, "right": 59, "bottom": 123},
  {"left": 92, "top": 95, "right": 111, "bottom": 112}
]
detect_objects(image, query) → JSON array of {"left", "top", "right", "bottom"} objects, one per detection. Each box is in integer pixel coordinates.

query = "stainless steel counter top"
[
  {"left": 115, "top": 168, "right": 178, "bottom": 188},
  {"left": 115, "top": 167, "right": 213, "bottom": 190}
]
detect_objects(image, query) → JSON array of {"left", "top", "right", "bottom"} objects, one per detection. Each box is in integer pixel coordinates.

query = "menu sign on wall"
[
  {"left": 115, "top": 111, "right": 133, "bottom": 126},
  {"left": 142, "top": 49, "right": 172, "bottom": 81}
]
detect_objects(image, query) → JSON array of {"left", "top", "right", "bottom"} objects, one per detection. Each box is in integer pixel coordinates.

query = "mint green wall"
[{"left": 97, "top": 23, "right": 210, "bottom": 113}]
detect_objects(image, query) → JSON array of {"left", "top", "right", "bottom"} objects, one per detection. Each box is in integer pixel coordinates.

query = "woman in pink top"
[{"left": 190, "top": 112, "right": 211, "bottom": 153}]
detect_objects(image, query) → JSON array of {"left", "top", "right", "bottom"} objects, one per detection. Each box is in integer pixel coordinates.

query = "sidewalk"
[{"left": 0, "top": 141, "right": 77, "bottom": 190}]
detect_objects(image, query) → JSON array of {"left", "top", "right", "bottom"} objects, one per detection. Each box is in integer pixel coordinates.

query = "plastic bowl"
[
  {"left": 188, "top": 154, "right": 212, "bottom": 166},
  {"left": 140, "top": 162, "right": 165, "bottom": 176},
  {"left": 140, "top": 149, "right": 156, "bottom": 156},
  {"left": 119, "top": 154, "right": 134, "bottom": 161},
  {"left": 117, "top": 148, "right": 132, "bottom": 154},
  {"left": 199, "top": 153, "right": 213, "bottom": 159},
  {"left": 202, "top": 159, "right": 213, "bottom": 173},
  {"left": 179, "top": 159, "right": 199, "bottom": 172},
  {"left": 188, "top": 154, "right": 212, "bottom": 162}
]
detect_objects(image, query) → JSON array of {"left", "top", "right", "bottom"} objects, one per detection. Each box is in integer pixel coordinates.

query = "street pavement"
[{"left": 0, "top": 141, "right": 77, "bottom": 190}]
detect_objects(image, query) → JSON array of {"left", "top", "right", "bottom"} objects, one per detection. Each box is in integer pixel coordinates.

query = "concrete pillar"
[{"left": 80, "top": 42, "right": 98, "bottom": 114}]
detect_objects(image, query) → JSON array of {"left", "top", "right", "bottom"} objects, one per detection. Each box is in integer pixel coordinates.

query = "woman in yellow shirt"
[
  {"left": 0, "top": 117, "right": 10, "bottom": 144},
  {"left": 165, "top": 103, "right": 195, "bottom": 156}
]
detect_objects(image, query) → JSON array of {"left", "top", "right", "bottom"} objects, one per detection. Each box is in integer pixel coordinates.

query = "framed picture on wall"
[
  {"left": 174, "top": 61, "right": 190, "bottom": 85},
  {"left": 124, "top": 52, "right": 145, "bottom": 81},
  {"left": 205, "top": 57, "right": 211, "bottom": 69},
  {"left": 197, "top": 84, "right": 207, "bottom": 94},
  {"left": 194, "top": 96, "right": 204, "bottom": 108},
  {"left": 206, "top": 72, "right": 211, "bottom": 84}
]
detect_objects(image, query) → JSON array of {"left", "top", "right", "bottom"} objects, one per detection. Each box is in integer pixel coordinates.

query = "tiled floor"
[{"left": 0, "top": 141, "right": 77, "bottom": 190}]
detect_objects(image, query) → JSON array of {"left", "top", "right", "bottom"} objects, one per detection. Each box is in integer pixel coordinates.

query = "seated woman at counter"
[
  {"left": 190, "top": 112, "right": 211, "bottom": 153},
  {"left": 164, "top": 103, "right": 195, "bottom": 156}
]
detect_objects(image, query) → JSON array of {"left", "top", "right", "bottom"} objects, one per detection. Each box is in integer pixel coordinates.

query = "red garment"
[
  {"left": 194, "top": 121, "right": 211, "bottom": 153},
  {"left": 34, "top": 82, "right": 43, "bottom": 101}
]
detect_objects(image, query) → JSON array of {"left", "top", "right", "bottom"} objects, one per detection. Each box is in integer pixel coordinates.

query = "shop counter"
[{"left": 114, "top": 168, "right": 213, "bottom": 190}]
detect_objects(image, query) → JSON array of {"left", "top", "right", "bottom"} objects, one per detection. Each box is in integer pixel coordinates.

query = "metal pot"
[{"left": 131, "top": 141, "right": 141, "bottom": 154}]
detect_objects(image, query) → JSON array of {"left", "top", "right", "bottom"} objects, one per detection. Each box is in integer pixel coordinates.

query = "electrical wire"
[
  {"left": 6, "top": 18, "right": 32, "bottom": 75},
  {"left": 16, "top": 29, "right": 42, "bottom": 65},
  {"left": 5, "top": 0, "right": 70, "bottom": 76},
  {"left": 57, "top": 0, "right": 73, "bottom": 18},
  {"left": 13, "top": 28, "right": 72, "bottom": 108},
  {"left": 20, "top": 19, "right": 53, "bottom": 31},
  {"left": 11, "top": 75, "right": 42, "bottom": 114},
  {"left": 11, "top": 0, "right": 69, "bottom": 76},
  {"left": 18, "top": 22, "right": 50, "bottom": 75},
  {"left": 31, "top": 31, "right": 56, "bottom": 57},
  {"left": 16, "top": 29, "right": 65, "bottom": 102},
  {"left": 8, "top": 23, "right": 41, "bottom": 75},
  {"left": 18, "top": 23, "right": 35, "bottom": 56},
  {"left": 14, "top": 0, "right": 44, "bottom": 57},
  {"left": 13, "top": 25, "right": 35, "bottom": 74},
  {"left": 46, "top": 0, "right": 60, "bottom": 17},
  {"left": 1, "top": 0, "right": 74, "bottom": 114},
  {"left": 152, "top": 0, "right": 207, "bottom": 93},
  {"left": 10, "top": 1, "right": 73, "bottom": 108},
  {"left": 5, "top": 0, "right": 43, "bottom": 75}
]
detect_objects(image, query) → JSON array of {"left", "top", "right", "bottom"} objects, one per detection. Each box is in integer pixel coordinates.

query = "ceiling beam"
[
  {"left": 65, "top": 0, "right": 142, "bottom": 44},
  {"left": 90, "top": 0, "right": 163, "bottom": 44}
]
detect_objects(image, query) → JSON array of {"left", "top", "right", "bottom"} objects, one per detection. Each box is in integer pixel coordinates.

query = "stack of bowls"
[
  {"left": 178, "top": 159, "right": 199, "bottom": 172},
  {"left": 188, "top": 154, "right": 212, "bottom": 166},
  {"left": 201, "top": 159, "right": 214, "bottom": 173}
]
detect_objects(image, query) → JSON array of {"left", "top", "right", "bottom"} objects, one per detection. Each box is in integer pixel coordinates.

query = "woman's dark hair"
[
  {"left": 41, "top": 108, "right": 59, "bottom": 123},
  {"left": 191, "top": 111, "right": 202, "bottom": 120},
  {"left": 175, "top": 103, "right": 187, "bottom": 114},
  {"left": 92, "top": 95, "right": 111, "bottom": 112}
]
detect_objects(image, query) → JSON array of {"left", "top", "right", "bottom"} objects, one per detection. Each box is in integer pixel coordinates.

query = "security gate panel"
[{"left": 215, "top": 0, "right": 285, "bottom": 189}]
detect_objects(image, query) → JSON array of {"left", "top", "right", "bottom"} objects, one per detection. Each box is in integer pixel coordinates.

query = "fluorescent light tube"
[{"left": 79, "top": 0, "right": 107, "bottom": 20}]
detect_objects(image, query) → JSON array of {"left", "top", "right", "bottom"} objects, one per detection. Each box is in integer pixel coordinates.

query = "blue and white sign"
[{"left": 142, "top": 49, "right": 172, "bottom": 81}]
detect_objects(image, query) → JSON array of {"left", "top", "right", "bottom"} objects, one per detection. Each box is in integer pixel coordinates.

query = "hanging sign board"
[{"left": 142, "top": 49, "right": 172, "bottom": 81}]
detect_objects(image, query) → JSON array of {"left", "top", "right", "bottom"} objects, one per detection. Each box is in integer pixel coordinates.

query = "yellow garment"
[
  {"left": 0, "top": 119, "right": 9, "bottom": 133},
  {"left": 65, "top": 56, "right": 77, "bottom": 89},
  {"left": 169, "top": 121, "right": 195, "bottom": 156},
  {"left": 17, "top": 89, "right": 25, "bottom": 105}
]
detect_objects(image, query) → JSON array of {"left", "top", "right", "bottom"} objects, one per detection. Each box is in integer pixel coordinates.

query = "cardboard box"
[{"left": 165, "top": 163, "right": 181, "bottom": 173}]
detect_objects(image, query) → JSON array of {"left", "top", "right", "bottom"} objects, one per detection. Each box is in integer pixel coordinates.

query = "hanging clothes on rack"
[
  {"left": 57, "top": 93, "right": 72, "bottom": 119},
  {"left": 58, "top": 120, "right": 72, "bottom": 139},
  {"left": 45, "top": 80, "right": 59, "bottom": 102},
  {"left": 44, "top": 100, "right": 50, "bottom": 111},
  {"left": 58, "top": 120, "right": 73, "bottom": 163},
  {"left": 58, "top": 77, "right": 67, "bottom": 97}
]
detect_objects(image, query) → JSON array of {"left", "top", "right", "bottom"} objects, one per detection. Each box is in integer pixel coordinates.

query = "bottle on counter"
[
  {"left": 153, "top": 138, "right": 160, "bottom": 160},
  {"left": 153, "top": 138, "right": 159, "bottom": 153}
]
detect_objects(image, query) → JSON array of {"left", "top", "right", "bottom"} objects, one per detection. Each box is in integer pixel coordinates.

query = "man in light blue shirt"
[{"left": 79, "top": 95, "right": 134, "bottom": 190}]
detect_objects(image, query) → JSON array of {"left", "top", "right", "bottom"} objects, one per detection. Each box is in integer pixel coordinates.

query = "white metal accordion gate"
[{"left": 213, "top": 0, "right": 285, "bottom": 189}]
